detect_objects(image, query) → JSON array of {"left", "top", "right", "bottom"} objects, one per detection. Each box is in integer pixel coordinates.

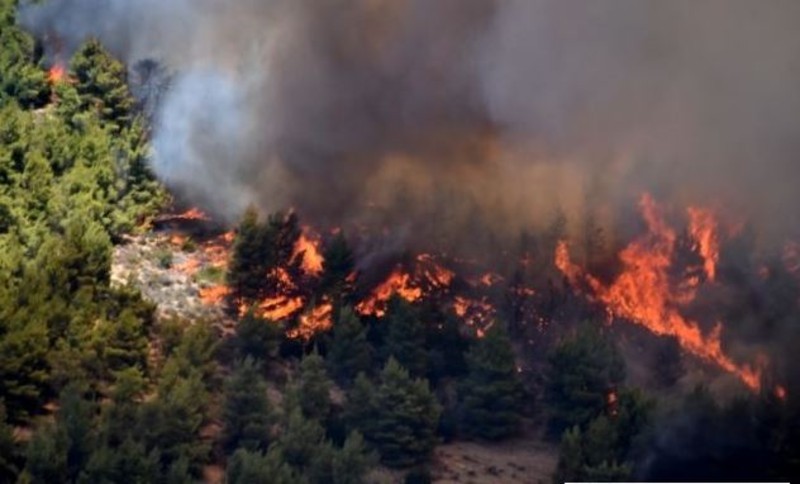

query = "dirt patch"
[
  {"left": 432, "top": 438, "right": 557, "bottom": 484},
  {"left": 111, "top": 232, "right": 232, "bottom": 326}
]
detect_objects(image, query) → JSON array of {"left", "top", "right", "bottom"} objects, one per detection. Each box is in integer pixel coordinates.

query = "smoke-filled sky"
[{"left": 20, "top": 0, "right": 800, "bottom": 249}]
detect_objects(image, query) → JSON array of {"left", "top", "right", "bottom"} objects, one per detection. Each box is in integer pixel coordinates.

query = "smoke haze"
[{"left": 20, "top": 0, "right": 800, "bottom": 249}]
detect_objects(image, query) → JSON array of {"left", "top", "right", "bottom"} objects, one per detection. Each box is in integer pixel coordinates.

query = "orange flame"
[
  {"left": 289, "top": 301, "right": 334, "bottom": 340},
  {"left": 251, "top": 295, "right": 304, "bottom": 321},
  {"left": 355, "top": 267, "right": 423, "bottom": 317},
  {"left": 174, "top": 207, "right": 210, "bottom": 221},
  {"left": 200, "top": 285, "right": 230, "bottom": 305},
  {"left": 687, "top": 206, "right": 720, "bottom": 281},
  {"left": 452, "top": 296, "right": 495, "bottom": 327},
  {"left": 556, "top": 194, "right": 762, "bottom": 391},
  {"left": 775, "top": 385, "right": 787, "bottom": 401},
  {"left": 555, "top": 240, "right": 583, "bottom": 285},
  {"left": 416, "top": 253, "right": 455, "bottom": 288},
  {"left": 47, "top": 63, "right": 66, "bottom": 84},
  {"left": 293, "top": 230, "right": 324, "bottom": 276}
]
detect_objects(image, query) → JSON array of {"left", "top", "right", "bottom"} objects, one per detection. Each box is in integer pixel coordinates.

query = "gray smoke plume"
[{"left": 19, "top": 0, "right": 800, "bottom": 250}]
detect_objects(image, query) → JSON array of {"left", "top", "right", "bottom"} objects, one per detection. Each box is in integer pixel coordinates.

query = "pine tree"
[
  {"left": 289, "top": 351, "right": 333, "bottom": 423},
  {"left": 327, "top": 307, "right": 373, "bottom": 385},
  {"left": 139, "top": 369, "right": 209, "bottom": 476},
  {"left": 582, "top": 415, "right": 618, "bottom": 467},
  {"left": 320, "top": 231, "right": 356, "bottom": 303},
  {"left": 553, "top": 426, "right": 584, "bottom": 484},
  {"left": 274, "top": 409, "right": 332, "bottom": 481},
  {"left": 369, "top": 358, "right": 441, "bottom": 468},
  {"left": 0, "top": 1, "right": 48, "bottom": 108},
  {"left": 383, "top": 298, "right": 428, "bottom": 377},
  {"left": 24, "top": 424, "right": 68, "bottom": 484},
  {"left": 331, "top": 431, "right": 375, "bottom": 484},
  {"left": 227, "top": 207, "right": 269, "bottom": 305},
  {"left": 222, "top": 358, "right": 272, "bottom": 453},
  {"left": 459, "top": 323, "right": 525, "bottom": 440},
  {"left": 234, "top": 310, "right": 282, "bottom": 362},
  {"left": 653, "top": 336, "right": 683, "bottom": 388},
  {"left": 0, "top": 319, "right": 49, "bottom": 422},
  {"left": 80, "top": 438, "right": 159, "bottom": 484},
  {"left": 342, "top": 372, "right": 376, "bottom": 437},
  {"left": 226, "top": 448, "right": 295, "bottom": 484},
  {"left": 545, "top": 324, "right": 626, "bottom": 434},
  {"left": 70, "top": 39, "right": 135, "bottom": 130},
  {"left": 0, "top": 402, "right": 21, "bottom": 483}
]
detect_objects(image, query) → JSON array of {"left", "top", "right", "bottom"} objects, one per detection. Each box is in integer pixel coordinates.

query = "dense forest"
[{"left": 2, "top": 1, "right": 800, "bottom": 482}]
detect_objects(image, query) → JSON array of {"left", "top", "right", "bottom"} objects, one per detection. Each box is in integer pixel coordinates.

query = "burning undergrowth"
[{"left": 119, "top": 194, "right": 798, "bottom": 400}]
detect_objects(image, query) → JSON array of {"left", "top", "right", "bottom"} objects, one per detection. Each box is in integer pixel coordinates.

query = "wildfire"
[
  {"left": 355, "top": 267, "right": 422, "bottom": 317},
  {"left": 452, "top": 296, "right": 495, "bottom": 327},
  {"left": 174, "top": 207, "right": 210, "bottom": 221},
  {"left": 354, "top": 253, "right": 461, "bottom": 317},
  {"left": 250, "top": 296, "right": 305, "bottom": 321},
  {"left": 293, "top": 230, "right": 324, "bottom": 276},
  {"left": 555, "top": 240, "right": 582, "bottom": 285},
  {"left": 289, "top": 301, "right": 334, "bottom": 340},
  {"left": 687, "top": 206, "right": 720, "bottom": 281},
  {"left": 47, "top": 63, "right": 67, "bottom": 84},
  {"left": 199, "top": 285, "right": 230, "bottom": 305},
  {"left": 416, "top": 253, "right": 455, "bottom": 288},
  {"left": 556, "top": 194, "right": 762, "bottom": 391}
]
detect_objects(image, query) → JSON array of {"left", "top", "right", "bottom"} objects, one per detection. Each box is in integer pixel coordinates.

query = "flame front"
[
  {"left": 556, "top": 194, "right": 762, "bottom": 391},
  {"left": 355, "top": 268, "right": 422, "bottom": 317}
]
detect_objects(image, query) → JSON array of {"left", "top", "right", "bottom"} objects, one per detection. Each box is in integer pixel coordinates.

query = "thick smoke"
[{"left": 20, "top": 0, "right": 800, "bottom": 249}]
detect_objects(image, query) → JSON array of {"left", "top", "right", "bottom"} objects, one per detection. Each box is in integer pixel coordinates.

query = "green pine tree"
[
  {"left": 289, "top": 351, "right": 333, "bottom": 423},
  {"left": 222, "top": 358, "right": 273, "bottom": 453},
  {"left": 70, "top": 39, "right": 135, "bottom": 130},
  {"left": 320, "top": 231, "right": 356, "bottom": 303},
  {"left": 274, "top": 408, "right": 332, "bottom": 481},
  {"left": 233, "top": 310, "right": 282, "bottom": 362},
  {"left": 459, "top": 323, "right": 525, "bottom": 440},
  {"left": 552, "top": 426, "right": 584, "bottom": 484},
  {"left": 226, "top": 447, "right": 296, "bottom": 484},
  {"left": 369, "top": 358, "right": 441, "bottom": 468},
  {"left": 327, "top": 307, "right": 373, "bottom": 385},
  {"left": 0, "top": 402, "right": 21, "bottom": 482},
  {"left": 383, "top": 298, "right": 428, "bottom": 377},
  {"left": 545, "top": 324, "right": 626, "bottom": 434}
]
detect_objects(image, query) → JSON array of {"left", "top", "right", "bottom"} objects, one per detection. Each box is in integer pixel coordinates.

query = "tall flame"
[
  {"left": 688, "top": 206, "right": 720, "bottom": 281},
  {"left": 556, "top": 194, "right": 762, "bottom": 391},
  {"left": 293, "top": 230, "right": 324, "bottom": 276}
]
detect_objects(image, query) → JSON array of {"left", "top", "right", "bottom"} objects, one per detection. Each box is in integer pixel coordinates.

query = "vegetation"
[
  {"left": 2, "top": 2, "right": 799, "bottom": 483},
  {"left": 458, "top": 323, "right": 525, "bottom": 440}
]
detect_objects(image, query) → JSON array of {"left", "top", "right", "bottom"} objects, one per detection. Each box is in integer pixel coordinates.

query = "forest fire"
[
  {"left": 687, "top": 207, "right": 720, "bottom": 282},
  {"left": 161, "top": 198, "right": 786, "bottom": 378},
  {"left": 294, "top": 230, "right": 324, "bottom": 276},
  {"left": 47, "top": 62, "right": 66, "bottom": 84},
  {"left": 290, "top": 301, "right": 334, "bottom": 340},
  {"left": 355, "top": 268, "right": 423, "bottom": 317},
  {"left": 556, "top": 194, "right": 763, "bottom": 391}
]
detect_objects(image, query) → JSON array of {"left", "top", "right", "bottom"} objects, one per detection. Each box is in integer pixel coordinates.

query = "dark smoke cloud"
[{"left": 20, "top": 0, "right": 800, "bottom": 248}]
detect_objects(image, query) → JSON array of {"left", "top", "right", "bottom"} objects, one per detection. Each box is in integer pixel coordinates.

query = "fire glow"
[
  {"left": 47, "top": 62, "right": 66, "bottom": 84},
  {"left": 556, "top": 194, "right": 762, "bottom": 391}
]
